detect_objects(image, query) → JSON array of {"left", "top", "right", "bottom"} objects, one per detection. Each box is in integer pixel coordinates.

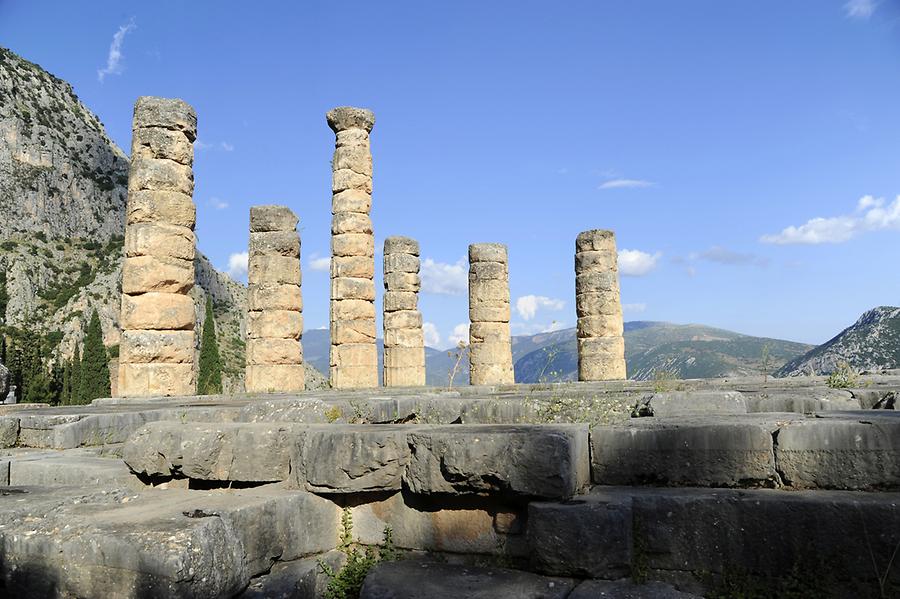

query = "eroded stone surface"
[{"left": 468, "top": 243, "right": 513, "bottom": 385}]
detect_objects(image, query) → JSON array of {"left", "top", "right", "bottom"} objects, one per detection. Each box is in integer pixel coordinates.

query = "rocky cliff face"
[
  {"left": 775, "top": 306, "right": 900, "bottom": 377},
  {"left": 0, "top": 46, "right": 327, "bottom": 393}
]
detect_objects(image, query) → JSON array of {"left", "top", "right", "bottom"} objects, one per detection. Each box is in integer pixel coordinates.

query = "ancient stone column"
[
  {"left": 245, "top": 205, "right": 304, "bottom": 393},
  {"left": 327, "top": 107, "right": 377, "bottom": 389},
  {"left": 118, "top": 96, "right": 197, "bottom": 397},
  {"left": 383, "top": 236, "right": 425, "bottom": 387},
  {"left": 468, "top": 243, "right": 514, "bottom": 386},
  {"left": 575, "top": 229, "right": 627, "bottom": 380}
]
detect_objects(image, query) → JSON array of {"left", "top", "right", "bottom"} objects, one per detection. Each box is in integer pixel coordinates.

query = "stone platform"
[{"left": 0, "top": 375, "right": 897, "bottom": 597}]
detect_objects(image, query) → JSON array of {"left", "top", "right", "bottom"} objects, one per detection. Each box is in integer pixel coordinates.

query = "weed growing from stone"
[
  {"left": 319, "top": 508, "right": 397, "bottom": 599},
  {"left": 447, "top": 340, "right": 467, "bottom": 390},
  {"left": 826, "top": 361, "right": 859, "bottom": 389}
]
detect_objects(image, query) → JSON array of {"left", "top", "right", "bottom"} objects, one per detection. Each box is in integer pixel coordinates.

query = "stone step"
[
  {"left": 527, "top": 485, "right": 900, "bottom": 596},
  {"left": 0, "top": 449, "right": 136, "bottom": 488},
  {"left": 0, "top": 484, "right": 339, "bottom": 598},
  {"left": 123, "top": 422, "right": 590, "bottom": 500}
]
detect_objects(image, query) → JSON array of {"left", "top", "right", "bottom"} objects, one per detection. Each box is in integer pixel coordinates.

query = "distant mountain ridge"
[{"left": 775, "top": 306, "right": 900, "bottom": 377}]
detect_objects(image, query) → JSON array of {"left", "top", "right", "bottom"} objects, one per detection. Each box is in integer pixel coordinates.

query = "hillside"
[{"left": 775, "top": 306, "right": 900, "bottom": 377}]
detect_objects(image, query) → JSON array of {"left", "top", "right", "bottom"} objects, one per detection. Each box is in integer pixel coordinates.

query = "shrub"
[
  {"left": 826, "top": 361, "right": 858, "bottom": 389},
  {"left": 319, "top": 508, "right": 397, "bottom": 599}
]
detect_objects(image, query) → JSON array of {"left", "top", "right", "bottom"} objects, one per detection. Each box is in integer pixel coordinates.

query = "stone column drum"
[
  {"left": 575, "top": 229, "right": 627, "bottom": 380},
  {"left": 383, "top": 236, "right": 425, "bottom": 387},
  {"left": 327, "top": 106, "right": 377, "bottom": 389},
  {"left": 245, "top": 205, "right": 304, "bottom": 393},
  {"left": 118, "top": 96, "right": 197, "bottom": 397},
  {"left": 468, "top": 243, "right": 514, "bottom": 385}
]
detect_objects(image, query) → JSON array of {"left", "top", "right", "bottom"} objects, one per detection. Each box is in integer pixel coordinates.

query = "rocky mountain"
[
  {"left": 775, "top": 306, "right": 900, "bottom": 377},
  {"left": 0, "top": 46, "right": 329, "bottom": 394}
]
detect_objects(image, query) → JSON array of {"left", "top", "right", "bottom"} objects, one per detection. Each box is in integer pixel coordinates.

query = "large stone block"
[
  {"left": 247, "top": 310, "right": 302, "bottom": 339},
  {"left": 574, "top": 249, "right": 618, "bottom": 272},
  {"left": 249, "top": 230, "right": 299, "bottom": 257},
  {"left": 468, "top": 279, "right": 510, "bottom": 304},
  {"left": 384, "top": 236, "right": 419, "bottom": 256},
  {"left": 575, "top": 228, "right": 616, "bottom": 253},
  {"left": 332, "top": 233, "right": 375, "bottom": 257},
  {"left": 383, "top": 346, "right": 425, "bottom": 367},
  {"left": 332, "top": 255, "right": 374, "bottom": 278},
  {"left": 383, "top": 367, "right": 426, "bottom": 388},
  {"left": 332, "top": 145, "right": 373, "bottom": 176},
  {"left": 246, "top": 338, "right": 302, "bottom": 365},
  {"left": 246, "top": 364, "right": 305, "bottom": 393},
  {"left": 384, "top": 310, "right": 422, "bottom": 330},
  {"left": 330, "top": 364, "right": 378, "bottom": 389},
  {"left": 131, "top": 127, "right": 193, "bottom": 165},
  {"left": 575, "top": 271, "right": 619, "bottom": 295},
  {"left": 577, "top": 314, "right": 623, "bottom": 337},
  {"left": 468, "top": 243, "right": 507, "bottom": 263},
  {"left": 469, "top": 321, "right": 510, "bottom": 343},
  {"left": 330, "top": 343, "right": 377, "bottom": 367},
  {"left": 631, "top": 391, "right": 748, "bottom": 417},
  {"left": 120, "top": 330, "right": 194, "bottom": 363},
  {"left": 126, "top": 190, "right": 196, "bottom": 228},
  {"left": 122, "top": 255, "right": 194, "bottom": 294},
  {"left": 332, "top": 212, "right": 373, "bottom": 235},
  {"left": 470, "top": 362, "right": 514, "bottom": 386},
  {"left": 383, "top": 272, "right": 420, "bottom": 292},
  {"left": 128, "top": 157, "right": 194, "bottom": 195},
  {"left": 469, "top": 341, "right": 512, "bottom": 365},
  {"left": 134, "top": 95, "right": 198, "bottom": 140},
  {"left": 383, "top": 253, "right": 419, "bottom": 274},
  {"left": 248, "top": 255, "right": 301, "bottom": 285},
  {"left": 384, "top": 291, "right": 417, "bottom": 312},
  {"left": 575, "top": 290, "right": 621, "bottom": 317},
  {"left": 332, "top": 189, "right": 372, "bottom": 214},
  {"left": 384, "top": 328, "right": 427, "bottom": 348},
  {"left": 404, "top": 424, "right": 590, "bottom": 499},
  {"left": 332, "top": 169, "right": 372, "bottom": 193},
  {"left": 249, "top": 205, "right": 299, "bottom": 233},
  {"left": 331, "top": 299, "right": 375, "bottom": 321},
  {"left": 332, "top": 276, "right": 376, "bottom": 301},
  {"left": 327, "top": 106, "right": 375, "bottom": 133},
  {"left": 468, "top": 261, "right": 507, "bottom": 280},
  {"left": 469, "top": 302, "right": 510, "bottom": 323},
  {"left": 118, "top": 362, "right": 194, "bottom": 396},
  {"left": 332, "top": 319, "right": 377, "bottom": 344},
  {"left": 120, "top": 293, "right": 194, "bottom": 331},
  {"left": 335, "top": 128, "right": 370, "bottom": 148},
  {"left": 124, "top": 222, "right": 195, "bottom": 261},
  {"left": 247, "top": 283, "right": 302, "bottom": 311}
]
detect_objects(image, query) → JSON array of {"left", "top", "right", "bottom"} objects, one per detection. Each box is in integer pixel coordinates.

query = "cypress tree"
[
  {"left": 197, "top": 297, "right": 223, "bottom": 395},
  {"left": 61, "top": 359, "right": 70, "bottom": 405},
  {"left": 71, "top": 346, "right": 82, "bottom": 405},
  {"left": 77, "top": 310, "right": 110, "bottom": 404}
]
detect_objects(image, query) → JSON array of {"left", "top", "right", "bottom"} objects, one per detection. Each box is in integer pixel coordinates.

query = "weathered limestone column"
[
  {"left": 468, "top": 243, "right": 514, "bottom": 385},
  {"left": 118, "top": 96, "right": 197, "bottom": 397},
  {"left": 327, "top": 106, "right": 377, "bottom": 389},
  {"left": 245, "top": 205, "right": 304, "bottom": 393},
  {"left": 383, "top": 236, "right": 425, "bottom": 387},
  {"left": 575, "top": 229, "right": 627, "bottom": 380}
]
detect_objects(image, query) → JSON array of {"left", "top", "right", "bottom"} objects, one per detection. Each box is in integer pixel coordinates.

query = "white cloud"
[
  {"left": 447, "top": 323, "right": 469, "bottom": 346},
  {"left": 599, "top": 178, "right": 655, "bottom": 190},
  {"left": 208, "top": 197, "right": 229, "bottom": 210},
  {"left": 761, "top": 195, "right": 900, "bottom": 245},
  {"left": 696, "top": 246, "right": 768, "bottom": 267},
  {"left": 97, "top": 19, "right": 136, "bottom": 82},
  {"left": 515, "top": 295, "right": 565, "bottom": 321},
  {"left": 422, "top": 322, "right": 441, "bottom": 348},
  {"left": 227, "top": 251, "right": 248, "bottom": 280},
  {"left": 510, "top": 320, "right": 568, "bottom": 335},
  {"left": 420, "top": 257, "right": 467, "bottom": 295},
  {"left": 622, "top": 303, "right": 647, "bottom": 314},
  {"left": 308, "top": 253, "right": 330, "bottom": 272},
  {"left": 618, "top": 249, "right": 661, "bottom": 276},
  {"left": 220, "top": 142, "right": 235, "bottom": 152},
  {"left": 845, "top": 0, "right": 877, "bottom": 19}
]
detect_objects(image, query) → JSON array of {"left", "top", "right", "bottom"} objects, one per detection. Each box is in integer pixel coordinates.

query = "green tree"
[
  {"left": 70, "top": 347, "right": 82, "bottom": 405},
  {"left": 0, "top": 268, "right": 8, "bottom": 323},
  {"left": 77, "top": 310, "right": 110, "bottom": 404},
  {"left": 197, "top": 297, "right": 222, "bottom": 395}
]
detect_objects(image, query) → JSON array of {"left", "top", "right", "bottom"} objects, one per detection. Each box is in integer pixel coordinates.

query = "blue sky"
[{"left": 2, "top": 0, "right": 899, "bottom": 347}]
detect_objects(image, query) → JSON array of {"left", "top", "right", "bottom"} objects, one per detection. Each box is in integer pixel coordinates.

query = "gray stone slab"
[
  {"left": 360, "top": 561, "right": 576, "bottom": 599},
  {"left": 632, "top": 391, "right": 748, "bottom": 417},
  {"left": 8, "top": 453, "right": 135, "bottom": 488},
  {"left": 404, "top": 424, "right": 590, "bottom": 499},
  {"left": 850, "top": 388, "right": 897, "bottom": 409},
  {"left": 240, "top": 550, "right": 344, "bottom": 598},
  {"left": 0, "top": 416, "right": 18, "bottom": 447},
  {"left": 743, "top": 387, "right": 859, "bottom": 413},
  {"left": 568, "top": 580, "right": 702, "bottom": 599}
]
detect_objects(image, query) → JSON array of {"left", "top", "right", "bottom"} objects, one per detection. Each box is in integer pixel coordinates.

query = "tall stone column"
[
  {"left": 245, "top": 205, "right": 304, "bottom": 393},
  {"left": 118, "top": 96, "right": 197, "bottom": 397},
  {"left": 575, "top": 229, "right": 627, "bottom": 380},
  {"left": 327, "top": 107, "right": 377, "bottom": 389},
  {"left": 383, "top": 236, "right": 425, "bottom": 387},
  {"left": 468, "top": 243, "right": 514, "bottom": 385}
]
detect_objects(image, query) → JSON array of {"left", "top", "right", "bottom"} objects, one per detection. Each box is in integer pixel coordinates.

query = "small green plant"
[
  {"left": 325, "top": 406, "right": 343, "bottom": 423},
  {"left": 760, "top": 344, "right": 771, "bottom": 384},
  {"left": 447, "top": 340, "right": 467, "bottom": 389},
  {"left": 537, "top": 343, "right": 561, "bottom": 384},
  {"left": 652, "top": 368, "right": 683, "bottom": 393},
  {"left": 319, "top": 508, "right": 397, "bottom": 599},
  {"left": 826, "top": 361, "right": 859, "bottom": 389}
]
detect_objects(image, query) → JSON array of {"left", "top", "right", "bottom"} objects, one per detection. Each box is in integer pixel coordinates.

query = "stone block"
[
  {"left": 332, "top": 255, "right": 374, "bottom": 278},
  {"left": 332, "top": 232, "right": 374, "bottom": 257},
  {"left": 575, "top": 229, "right": 616, "bottom": 253},
  {"left": 247, "top": 283, "right": 302, "bottom": 311},
  {"left": 575, "top": 271, "right": 619, "bottom": 295},
  {"left": 131, "top": 126, "right": 193, "bottom": 165},
  {"left": 575, "top": 290, "right": 621, "bottom": 317},
  {"left": 632, "top": 391, "right": 748, "bottom": 417},
  {"left": 332, "top": 169, "right": 372, "bottom": 193},
  {"left": 383, "top": 272, "right": 420, "bottom": 292},
  {"left": 124, "top": 222, "right": 195, "bottom": 261},
  {"left": 8, "top": 454, "right": 135, "bottom": 488},
  {"left": 0, "top": 417, "right": 18, "bottom": 448},
  {"left": 246, "top": 338, "right": 302, "bottom": 365},
  {"left": 383, "top": 253, "right": 419, "bottom": 274},
  {"left": 331, "top": 299, "right": 375, "bottom": 321},
  {"left": 120, "top": 293, "right": 194, "bottom": 331},
  {"left": 404, "top": 424, "right": 590, "bottom": 499},
  {"left": 242, "top": 551, "right": 344, "bottom": 599},
  {"left": 569, "top": 581, "right": 701, "bottom": 599},
  {"left": 332, "top": 276, "right": 376, "bottom": 301},
  {"left": 248, "top": 230, "right": 299, "bottom": 257},
  {"left": 122, "top": 255, "right": 194, "bottom": 294},
  {"left": 468, "top": 279, "right": 510, "bottom": 304},
  {"left": 469, "top": 321, "right": 510, "bottom": 343},
  {"left": 468, "top": 243, "right": 507, "bottom": 263},
  {"left": 128, "top": 157, "right": 194, "bottom": 195},
  {"left": 331, "top": 343, "right": 378, "bottom": 367},
  {"left": 384, "top": 291, "right": 417, "bottom": 312},
  {"left": 335, "top": 128, "right": 370, "bottom": 148},
  {"left": 246, "top": 364, "right": 305, "bottom": 393},
  {"left": 332, "top": 145, "right": 373, "bottom": 175},
  {"left": 120, "top": 330, "right": 194, "bottom": 363},
  {"left": 579, "top": 358, "right": 626, "bottom": 381},
  {"left": 247, "top": 310, "right": 302, "bottom": 339},
  {"left": 118, "top": 362, "right": 194, "bottom": 396},
  {"left": 248, "top": 255, "right": 301, "bottom": 285},
  {"left": 330, "top": 365, "right": 378, "bottom": 389},
  {"left": 384, "top": 310, "right": 422, "bottom": 330},
  {"left": 577, "top": 336, "right": 625, "bottom": 358},
  {"left": 332, "top": 212, "right": 373, "bottom": 235},
  {"left": 384, "top": 328, "right": 426, "bottom": 347},
  {"left": 331, "top": 319, "right": 377, "bottom": 344},
  {"left": 469, "top": 302, "right": 510, "bottom": 323},
  {"left": 577, "top": 315, "right": 623, "bottom": 338},
  {"left": 574, "top": 249, "right": 618, "bottom": 272},
  {"left": 468, "top": 261, "right": 508, "bottom": 280},
  {"left": 332, "top": 189, "right": 372, "bottom": 213},
  {"left": 134, "top": 95, "right": 198, "bottom": 140},
  {"left": 470, "top": 362, "right": 514, "bottom": 386},
  {"left": 249, "top": 205, "right": 298, "bottom": 232},
  {"left": 469, "top": 341, "right": 512, "bottom": 365},
  {"left": 384, "top": 236, "right": 419, "bottom": 256},
  {"left": 384, "top": 367, "right": 425, "bottom": 388},
  {"left": 383, "top": 346, "right": 425, "bottom": 367},
  {"left": 327, "top": 106, "right": 375, "bottom": 133},
  {"left": 126, "top": 190, "right": 196, "bottom": 228}
]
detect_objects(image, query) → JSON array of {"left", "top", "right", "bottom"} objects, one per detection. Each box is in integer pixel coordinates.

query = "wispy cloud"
[
  {"left": 515, "top": 295, "right": 565, "bottom": 321},
  {"left": 422, "top": 322, "right": 441, "bottom": 348},
  {"left": 845, "top": 0, "right": 878, "bottom": 19},
  {"left": 511, "top": 320, "right": 567, "bottom": 336},
  {"left": 599, "top": 178, "right": 656, "bottom": 190},
  {"left": 761, "top": 195, "right": 900, "bottom": 245},
  {"left": 421, "top": 257, "right": 467, "bottom": 295},
  {"left": 695, "top": 246, "right": 769, "bottom": 267},
  {"left": 447, "top": 323, "right": 469, "bottom": 346},
  {"left": 220, "top": 142, "right": 235, "bottom": 152},
  {"left": 208, "top": 197, "right": 229, "bottom": 210},
  {"left": 227, "top": 251, "right": 248, "bottom": 280},
  {"left": 308, "top": 253, "right": 330, "bottom": 272},
  {"left": 622, "top": 303, "right": 647, "bottom": 314},
  {"left": 618, "top": 249, "right": 661, "bottom": 276},
  {"left": 97, "top": 19, "right": 136, "bottom": 82},
  {"left": 194, "top": 140, "right": 235, "bottom": 152}
]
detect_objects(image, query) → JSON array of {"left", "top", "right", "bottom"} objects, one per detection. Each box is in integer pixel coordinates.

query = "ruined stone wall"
[
  {"left": 383, "top": 236, "right": 425, "bottom": 387},
  {"left": 575, "top": 229, "right": 626, "bottom": 381},
  {"left": 327, "top": 107, "right": 377, "bottom": 389},
  {"left": 468, "top": 243, "right": 514, "bottom": 385},
  {"left": 118, "top": 96, "right": 197, "bottom": 397},
  {"left": 245, "top": 206, "right": 304, "bottom": 392}
]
